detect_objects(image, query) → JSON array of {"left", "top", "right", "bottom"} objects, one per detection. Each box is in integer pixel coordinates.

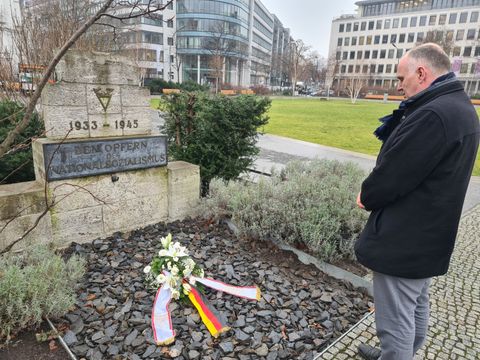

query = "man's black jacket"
[{"left": 355, "top": 78, "right": 480, "bottom": 279}]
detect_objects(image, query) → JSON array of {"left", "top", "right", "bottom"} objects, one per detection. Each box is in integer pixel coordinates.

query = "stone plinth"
[{"left": 41, "top": 51, "right": 153, "bottom": 140}]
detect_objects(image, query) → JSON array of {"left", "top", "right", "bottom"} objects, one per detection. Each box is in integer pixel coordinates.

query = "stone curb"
[{"left": 223, "top": 219, "right": 373, "bottom": 296}]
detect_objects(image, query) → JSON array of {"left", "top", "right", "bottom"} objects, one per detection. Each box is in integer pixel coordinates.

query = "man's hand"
[{"left": 357, "top": 192, "right": 365, "bottom": 209}]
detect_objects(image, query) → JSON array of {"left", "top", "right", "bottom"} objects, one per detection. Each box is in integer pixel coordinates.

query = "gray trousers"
[{"left": 373, "top": 272, "right": 431, "bottom": 360}]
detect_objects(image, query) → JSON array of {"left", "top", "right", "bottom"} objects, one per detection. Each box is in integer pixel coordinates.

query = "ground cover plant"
[
  {"left": 264, "top": 97, "right": 480, "bottom": 176},
  {"left": 0, "top": 245, "right": 85, "bottom": 341},
  {"left": 199, "top": 159, "right": 369, "bottom": 263}
]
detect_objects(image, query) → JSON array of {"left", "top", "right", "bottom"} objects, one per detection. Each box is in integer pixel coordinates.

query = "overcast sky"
[{"left": 260, "top": 0, "right": 360, "bottom": 58}]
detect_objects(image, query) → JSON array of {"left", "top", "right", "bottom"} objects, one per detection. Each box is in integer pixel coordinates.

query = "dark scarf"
[{"left": 374, "top": 72, "right": 456, "bottom": 142}]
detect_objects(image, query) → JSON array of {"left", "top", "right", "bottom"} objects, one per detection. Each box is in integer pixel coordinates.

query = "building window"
[
  {"left": 467, "top": 29, "right": 476, "bottom": 40},
  {"left": 459, "top": 12, "right": 468, "bottom": 24},
  {"left": 380, "top": 49, "right": 386, "bottom": 58},
  {"left": 348, "top": 65, "right": 354, "bottom": 73},
  {"left": 338, "top": 38, "right": 343, "bottom": 46},
  {"left": 346, "top": 23, "right": 352, "bottom": 32},
  {"left": 384, "top": 19, "right": 391, "bottom": 29},
  {"left": 345, "top": 37, "right": 350, "bottom": 46},
  {"left": 470, "top": 11, "right": 479, "bottom": 23},
  {"left": 359, "top": 36, "right": 365, "bottom": 45},
  {"left": 167, "top": 19, "right": 174, "bottom": 28},
  {"left": 350, "top": 51, "right": 355, "bottom": 59},
  {"left": 417, "top": 32, "right": 424, "bottom": 42},
  {"left": 343, "top": 52, "right": 348, "bottom": 60},
  {"left": 438, "top": 14, "right": 446, "bottom": 25},
  {"left": 357, "top": 51, "right": 362, "bottom": 59},
  {"left": 372, "top": 50, "right": 378, "bottom": 59},
  {"left": 353, "top": 22, "right": 359, "bottom": 31},
  {"left": 352, "top": 37, "right": 357, "bottom": 46},
  {"left": 167, "top": 37, "right": 174, "bottom": 45},
  {"left": 167, "top": 1, "right": 173, "bottom": 9},
  {"left": 419, "top": 16, "right": 426, "bottom": 26},
  {"left": 339, "top": 24, "right": 345, "bottom": 32},
  {"left": 336, "top": 51, "right": 341, "bottom": 60},
  {"left": 354, "top": 65, "right": 360, "bottom": 73},
  {"left": 368, "top": 21, "right": 374, "bottom": 30},
  {"left": 390, "top": 34, "right": 397, "bottom": 43},
  {"left": 382, "top": 35, "right": 388, "bottom": 44},
  {"left": 464, "top": 47, "right": 472, "bottom": 57},
  {"left": 408, "top": 33, "right": 415, "bottom": 42},
  {"left": 410, "top": 17, "right": 417, "bottom": 27},
  {"left": 429, "top": 15, "right": 437, "bottom": 26},
  {"left": 401, "top": 17, "right": 408, "bottom": 28},
  {"left": 460, "top": 63, "right": 468, "bottom": 74},
  {"left": 361, "top": 21, "right": 366, "bottom": 30},
  {"left": 365, "top": 50, "right": 371, "bottom": 59},
  {"left": 378, "top": 64, "right": 384, "bottom": 73},
  {"left": 376, "top": 20, "right": 382, "bottom": 29},
  {"left": 475, "top": 46, "right": 480, "bottom": 57},
  {"left": 452, "top": 47, "right": 461, "bottom": 56},
  {"left": 362, "top": 65, "right": 368, "bottom": 73},
  {"left": 386, "top": 64, "right": 392, "bottom": 73},
  {"left": 399, "top": 34, "right": 406, "bottom": 43},
  {"left": 456, "top": 30, "right": 464, "bottom": 41},
  {"left": 366, "top": 35, "right": 372, "bottom": 45},
  {"left": 388, "top": 49, "right": 395, "bottom": 59},
  {"left": 374, "top": 35, "right": 380, "bottom": 44},
  {"left": 370, "top": 64, "right": 376, "bottom": 73},
  {"left": 446, "top": 30, "right": 454, "bottom": 41},
  {"left": 393, "top": 18, "right": 399, "bottom": 28},
  {"left": 397, "top": 49, "right": 403, "bottom": 58},
  {"left": 341, "top": 65, "right": 346, "bottom": 73},
  {"left": 449, "top": 13, "right": 457, "bottom": 24},
  {"left": 159, "top": 50, "right": 164, "bottom": 62}
]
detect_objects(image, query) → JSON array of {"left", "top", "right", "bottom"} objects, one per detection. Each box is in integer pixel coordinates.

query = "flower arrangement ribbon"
[
  {"left": 147, "top": 234, "right": 261, "bottom": 346},
  {"left": 152, "top": 276, "right": 261, "bottom": 345}
]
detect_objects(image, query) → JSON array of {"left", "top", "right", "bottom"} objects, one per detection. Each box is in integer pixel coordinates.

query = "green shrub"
[
  {"left": 0, "top": 245, "right": 85, "bottom": 340},
  {"left": 164, "top": 92, "right": 270, "bottom": 195},
  {"left": 199, "top": 159, "right": 368, "bottom": 262},
  {"left": 0, "top": 100, "right": 44, "bottom": 184}
]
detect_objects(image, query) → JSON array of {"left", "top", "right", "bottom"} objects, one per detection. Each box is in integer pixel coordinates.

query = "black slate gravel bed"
[{"left": 60, "top": 218, "right": 371, "bottom": 360}]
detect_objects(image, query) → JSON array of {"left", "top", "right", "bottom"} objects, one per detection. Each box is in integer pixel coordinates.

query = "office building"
[{"left": 327, "top": 0, "right": 480, "bottom": 95}]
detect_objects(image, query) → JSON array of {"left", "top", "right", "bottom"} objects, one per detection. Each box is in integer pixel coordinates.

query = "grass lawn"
[{"left": 263, "top": 97, "right": 480, "bottom": 176}]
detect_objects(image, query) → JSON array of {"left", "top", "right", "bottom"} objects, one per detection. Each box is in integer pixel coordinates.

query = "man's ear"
[{"left": 417, "top": 66, "right": 427, "bottom": 82}]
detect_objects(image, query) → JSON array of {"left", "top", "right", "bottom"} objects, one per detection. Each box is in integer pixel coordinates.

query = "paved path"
[
  {"left": 254, "top": 134, "right": 480, "bottom": 214},
  {"left": 316, "top": 204, "right": 480, "bottom": 360},
  {"left": 253, "top": 134, "right": 480, "bottom": 359}
]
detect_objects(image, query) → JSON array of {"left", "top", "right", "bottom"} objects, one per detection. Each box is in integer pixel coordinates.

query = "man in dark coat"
[{"left": 355, "top": 43, "right": 480, "bottom": 360}]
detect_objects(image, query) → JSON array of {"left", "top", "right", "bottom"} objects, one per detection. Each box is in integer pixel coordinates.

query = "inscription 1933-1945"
[{"left": 43, "top": 136, "right": 167, "bottom": 181}]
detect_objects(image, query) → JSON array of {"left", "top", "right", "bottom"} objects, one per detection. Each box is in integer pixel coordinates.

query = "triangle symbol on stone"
[{"left": 93, "top": 88, "right": 114, "bottom": 112}]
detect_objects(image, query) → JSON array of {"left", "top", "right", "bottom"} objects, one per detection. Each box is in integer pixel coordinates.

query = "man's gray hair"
[{"left": 407, "top": 43, "right": 451, "bottom": 74}]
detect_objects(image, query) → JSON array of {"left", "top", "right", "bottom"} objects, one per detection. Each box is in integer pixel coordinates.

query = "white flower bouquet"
[{"left": 144, "top": 233, "right": 204, "bottom": 301}]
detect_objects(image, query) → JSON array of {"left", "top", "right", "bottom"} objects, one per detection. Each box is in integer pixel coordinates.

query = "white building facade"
[
  {"left": 327, "top": 0, "right": 480, "bottom": 96},
  {"left": 0, "top": 0, "right": 21, "bottom": 70}
]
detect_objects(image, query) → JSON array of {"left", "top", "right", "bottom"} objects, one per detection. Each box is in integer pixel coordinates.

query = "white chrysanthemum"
[
  {"left": 156, "top": 274, "right": 166, "bottom": 284},
  {"left": 143, "top": 265, "right": 151, "bottom": 274},
  {"left": 171, "top": 266, "right": 179, "bottom": 276},
  {"left": 188, "top": 277, "right": 197, "bottom": 285},
  {"left": 171, "top": 289, "right": 180, "bottom": 300}
]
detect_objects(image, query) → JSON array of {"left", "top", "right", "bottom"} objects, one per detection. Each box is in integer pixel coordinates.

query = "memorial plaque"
[{"left": 43, "top": 136, "right": 167, "bottom": 181}]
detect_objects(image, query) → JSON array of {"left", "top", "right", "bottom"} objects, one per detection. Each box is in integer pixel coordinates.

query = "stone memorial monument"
[{"left": 0, "top": 51, "right": 200, "bottom": 250}]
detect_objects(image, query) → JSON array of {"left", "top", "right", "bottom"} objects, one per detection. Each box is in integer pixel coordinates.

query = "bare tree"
[
  {"left": 416, "top": 28, "right": 455, "bottom": 55},
  {"left": 286, "top": 39, "right": 310, "bottom": 96},
  {"left": 0, "top": 0, "right": 174, "bottom": 158},
  {"left": 204, "top": 21, "right": 238, "bottom": 93}
]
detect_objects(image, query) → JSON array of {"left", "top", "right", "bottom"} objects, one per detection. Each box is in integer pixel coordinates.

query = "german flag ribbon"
[{"left": 151, "top": 277, "right": 261, "bottom": 345}]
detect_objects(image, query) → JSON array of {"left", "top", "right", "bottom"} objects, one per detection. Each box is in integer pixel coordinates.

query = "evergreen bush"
[
  {"left": 164, "top": 92, "right": 270, "bottom": 195},
  {"left": 0, "top": 100, "right": 44, "bottom": 184},
  {"left": 199, "top": 159, "right": 368, "bottom": 262},
  {"left": 0, "top": 245, "right": 85, "bottom": 340}
]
